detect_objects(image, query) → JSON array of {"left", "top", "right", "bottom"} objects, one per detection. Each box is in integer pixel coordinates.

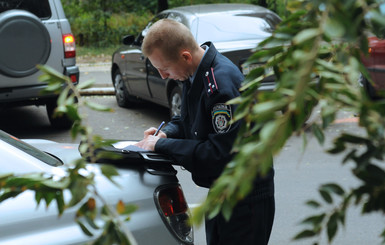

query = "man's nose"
[{"left": 158, "top": 70, "right": 168, "bottom": 79}]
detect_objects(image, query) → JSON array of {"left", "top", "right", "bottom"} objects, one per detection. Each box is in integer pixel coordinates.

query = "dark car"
[
  {"left": 111, "top": 3, "right": 281, "bottom": 117},
  {"left": 360, "top": 36, "right": 385, "bottom": 99}
]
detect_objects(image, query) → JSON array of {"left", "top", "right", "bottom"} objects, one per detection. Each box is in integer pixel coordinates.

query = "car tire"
[
  {"left": 362, "top": 76, "right": 378, "bottom": 100},
  {"left": 46, "top": 98, "right": 74, "bottom": 130},
  {"left": 0, "top": 10, "right": 51, "bottom": 77},
  {"left": 113, "top": 69, "right": 137, "bottom": 108},
  {"left": 169, "top": 86, "right": 182, "bottom": 118}
]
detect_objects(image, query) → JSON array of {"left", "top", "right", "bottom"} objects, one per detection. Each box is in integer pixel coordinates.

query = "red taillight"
[
  {"left": 70, "top": 74, "right": 77, "bottom": 83},
  {"left": 63, "top": 34, "right": 76, "bottom": 58},
  {"left": 158, "top": 186, "right": 188, "bottom": 216},
  {"left": 155, "top": 185, "right": 193, "bottom": 244}
]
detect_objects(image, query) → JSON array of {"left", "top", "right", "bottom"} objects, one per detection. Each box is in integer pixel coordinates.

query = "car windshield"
[
  {"left": 194, "top": 14, "right": 274, "bottom": 44},
  {"left": 0, "top": 130, "right": 62, "bottom": 167},
  {"left": 0, "top": 0, "right": 51, "bottom": 19}
]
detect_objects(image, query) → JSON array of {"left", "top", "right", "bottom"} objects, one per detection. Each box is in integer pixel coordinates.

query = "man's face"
[{"left": 148, "top": 48, "right": 191, "bottom": 81}]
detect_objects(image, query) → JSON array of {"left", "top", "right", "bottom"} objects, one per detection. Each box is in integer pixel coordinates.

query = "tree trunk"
[
  {"left": 157, "top": 0, "right": 168, "bottom": 13},
  {"left": 259, "top": 0, "right": 268, "bottom": 7}
]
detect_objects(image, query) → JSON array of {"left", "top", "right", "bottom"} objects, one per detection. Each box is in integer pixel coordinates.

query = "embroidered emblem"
[{"left": 212, "top": 103, "right": 232, "bottom": 133}]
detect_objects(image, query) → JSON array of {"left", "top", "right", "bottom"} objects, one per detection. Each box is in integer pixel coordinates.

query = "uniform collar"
[{"left": 189, "top": 44, "right": 210, "bottom": 84}]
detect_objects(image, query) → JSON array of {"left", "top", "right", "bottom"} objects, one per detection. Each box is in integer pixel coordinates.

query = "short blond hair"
[{"left": 142, "top": 19, "right": 199, "bottom": 62}]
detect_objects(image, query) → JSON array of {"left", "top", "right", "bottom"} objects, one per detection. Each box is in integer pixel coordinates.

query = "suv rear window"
[{"left": 0, "top": 0, "right": 51, "bottom": 19}]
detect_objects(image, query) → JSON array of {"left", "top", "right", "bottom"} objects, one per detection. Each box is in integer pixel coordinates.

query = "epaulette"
[{"left": 203, "top": 67, "right": 219, "bottom": 96}]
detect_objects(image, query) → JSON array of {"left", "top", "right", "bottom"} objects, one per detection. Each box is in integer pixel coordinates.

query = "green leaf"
[
  {"left": 312, "top": 124, "right": 325, "bottom": 145},
  {"left": 221, "top": 200, "right": 233, "bottom": 221},
  {"left": 305, "top": 200, "right": 321, "bottom": 208},
  {"left": 55, "top": 191, "right": 65, "bottom": 215},
  {"left": 293, "top": 229, "right": 317, "bottom": 240},
  {"left": 319, "top": 189, "right": 333, "bottom": 204},
  {"left": 0, "top": 190, "right": 23, "bottom": 202},
  {"left": 320, "top": 183, "right": 345, "bottom": 196},
  {"left": 207, "top": 202, "right": 221, "bottom": 220},
  {"left": 85, "top": 101, "right": 114, "bottom": 112},
  {"left": 42, "top": 178, "right": 70, "bottom": 189},
  {"left": 327, "top": 212, "right": 339, "bottom": 242},
  {"left": 76, "top": 220, "right": 94, "bottom": 237},
  {"left": 66, "top": 104, "right": 81, "bottom": 121},
  {"left": 293, "top": 28, "right": 321, "bottom": 45},
  {"left": 324, "top": 19, "right": 345, "bottom": 38},
  {"left": 76, "top": 79, "right": 95, "bottom": 89},
  {"left": 100, "top": 165, "right": 120, "bottom": 186},
  {"left": 43, "top": 191, "right": 56, "bottom": 207},
  {"left": 85, "top": 215, "right": 99, "bottom": 230},
  {"left": 300, "top": 213, "right": 325, "bottom": 226}
]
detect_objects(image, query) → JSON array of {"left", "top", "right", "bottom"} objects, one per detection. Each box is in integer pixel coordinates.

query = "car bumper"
[{"left": 0, "top": 65, "right": 79, "bottom": 105}]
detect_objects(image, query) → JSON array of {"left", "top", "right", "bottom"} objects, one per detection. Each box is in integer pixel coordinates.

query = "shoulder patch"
[
  {"left": 212, "top": 103, "right": 232, "bottom": 133},
  {"left": 203, "top": 67, "right": 219, "bottom": 96}
]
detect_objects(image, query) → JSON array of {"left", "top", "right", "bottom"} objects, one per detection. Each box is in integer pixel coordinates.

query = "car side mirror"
[{"left": 122, "top": 35, "right": 135, "bottom": 45}]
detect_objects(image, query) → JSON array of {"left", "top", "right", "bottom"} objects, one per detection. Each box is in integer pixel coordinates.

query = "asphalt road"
[{"left": 0, "top": 63, "right": 383, "bottom": 245}]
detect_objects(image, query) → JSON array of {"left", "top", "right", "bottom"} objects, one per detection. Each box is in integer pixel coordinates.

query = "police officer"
[{"left": 136, "top": 19, "right": 275, "bottom": 245}]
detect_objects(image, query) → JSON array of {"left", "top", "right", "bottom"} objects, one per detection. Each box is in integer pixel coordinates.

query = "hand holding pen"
[
  {"left": 153, "top": 121, "right": 165, "bottom": 136},
  {"left": 135, "top": 121, "right": 166, "bottom": 151}
]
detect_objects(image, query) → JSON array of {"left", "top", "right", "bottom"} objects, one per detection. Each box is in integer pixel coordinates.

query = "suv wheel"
[
  {"left": 0, "top": 10, "right": 51, "bottom": 77},
  {"left": 169, "top": 86, "right": 182, "bottom": 118},
  {"left": 46, "top": 98, "right": 74, "bottom": 130},
  {"left": 113, "top": 69, "right": 138, "bottom": 108}
]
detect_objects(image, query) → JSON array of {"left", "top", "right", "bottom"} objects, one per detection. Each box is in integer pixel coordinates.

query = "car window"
[
  {"left": 194, "top": 14, "right": 273, "bottom": 44},
  {"left": 137, "top": 14, "right": 167, "bottom": 45},
  {"left": 0, "top": 130, "right": 62, "bottom": 167},
  {"left": 0, "top": 0, "right": 51, "bottom": 19}
]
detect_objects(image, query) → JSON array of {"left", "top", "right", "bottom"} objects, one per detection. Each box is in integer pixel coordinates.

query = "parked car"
[
  {"left": 360, "top": 36, "right": 385, "bottom": 99},
  {"left": 0, "top": 129, "right": 193, "bottom": 245},
  {"left": 0, "top": 0, "right": 79, "bottom": 129},
  {"left": 111, "top": 3, "right": 281, "bottom": 117}
]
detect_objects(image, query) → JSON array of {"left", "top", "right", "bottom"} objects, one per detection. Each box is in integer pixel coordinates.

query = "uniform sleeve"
[
  {"left": 161, "top": 115, "right": 185, "bottom": 139},
  {"left": 155, "top": 91, "right": 241, "bottom": 187}
]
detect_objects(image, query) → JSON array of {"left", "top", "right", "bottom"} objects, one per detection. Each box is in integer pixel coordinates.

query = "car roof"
[
  {"left": 163, "top": 3, "right": 273, "bottom": 16},
  {"left": 159, "top": 4, "right": 281, "bottom": 51}
]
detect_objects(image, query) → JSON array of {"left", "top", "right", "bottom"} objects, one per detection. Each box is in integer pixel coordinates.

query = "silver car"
[
  {"left": 0, "top": 130, "right": 193, "bottom": 245},
  {"left": 0, "top": 0, "right": 79, "bottom": 129},
  {"left": 111, "top": 3, "right": 281, "bottom": 117}
]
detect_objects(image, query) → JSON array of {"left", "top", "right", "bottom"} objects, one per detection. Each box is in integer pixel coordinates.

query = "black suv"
[{"left": 0, "top": 0, "right": 79, "bottom": 129}]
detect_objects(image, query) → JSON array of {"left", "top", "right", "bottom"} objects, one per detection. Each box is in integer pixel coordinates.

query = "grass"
[
  {"left": 76, "top": 45, "right": 120, "bottom": 64},
  {"left": 77, "top": 45, "right": 120, "bottom": 57}
]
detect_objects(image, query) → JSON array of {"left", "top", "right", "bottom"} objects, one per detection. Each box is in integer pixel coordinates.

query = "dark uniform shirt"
[{"left": 155, "top": 42, "right": 273, "bottom": 189}]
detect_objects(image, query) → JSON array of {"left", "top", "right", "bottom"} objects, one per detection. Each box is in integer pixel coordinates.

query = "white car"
[{"left": 0, "top": 130, "right": 193, "bottom": 245}]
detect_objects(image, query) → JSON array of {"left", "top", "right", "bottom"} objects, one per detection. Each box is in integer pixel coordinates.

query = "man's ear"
[{"left": 181, "top": 50, "right": 192, "bottom": 63}]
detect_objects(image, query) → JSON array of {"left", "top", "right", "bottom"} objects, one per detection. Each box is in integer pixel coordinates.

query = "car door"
[
  {"left": 123, "top": 39, "right": 150, "bottom": 99},
  {"left": 143, "top": 14, "right": 169, "bottom": 103}
]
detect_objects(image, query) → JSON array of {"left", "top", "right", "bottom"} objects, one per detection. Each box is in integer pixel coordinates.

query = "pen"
[{"left": 153, "top": 121, "right": 165, "bottom": 136}]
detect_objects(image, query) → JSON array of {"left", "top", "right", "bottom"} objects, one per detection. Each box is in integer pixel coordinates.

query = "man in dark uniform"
[{"left": 136, "top": 19, "right": 275, "bottom": 245}]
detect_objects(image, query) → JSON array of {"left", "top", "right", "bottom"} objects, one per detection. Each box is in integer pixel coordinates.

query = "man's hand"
[{"left": 135, "top": 127, "right": 167, "bottom": 151}]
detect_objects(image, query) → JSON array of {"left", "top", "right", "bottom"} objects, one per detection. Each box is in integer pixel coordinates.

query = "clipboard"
[{"left": 80, "top": 140, "right": 180, "bottom": 174}]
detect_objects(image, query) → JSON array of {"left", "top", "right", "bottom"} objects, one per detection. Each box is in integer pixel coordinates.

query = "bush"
[
  {"left": 69, "top": 11, "right": 152, "bottom": 47},
  {"left": 62, "top": 0, "right": 287, "bottom": 48}
]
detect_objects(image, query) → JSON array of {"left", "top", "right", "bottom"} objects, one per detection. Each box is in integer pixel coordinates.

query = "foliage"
[
  {"left": 192, "top": 0, "right": 385, "bottom": 244},
  {"left": 60, "top": 0, "right": 288, "bottom": 47},
  {"left": 61, "top": 0, "right": 153, "bottom": 47},
  {"left": 0, "top": 66, "right": 138, "bottom": 245}
]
